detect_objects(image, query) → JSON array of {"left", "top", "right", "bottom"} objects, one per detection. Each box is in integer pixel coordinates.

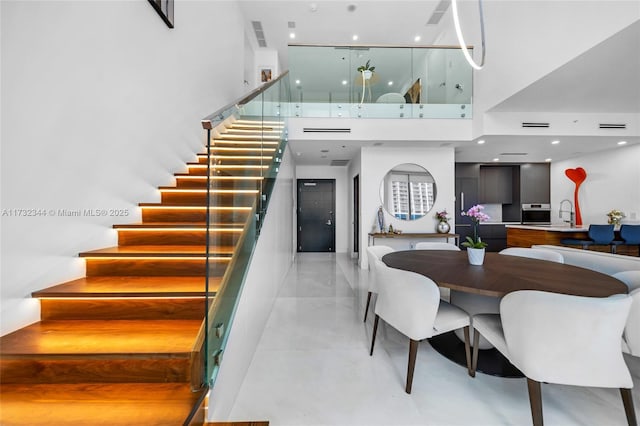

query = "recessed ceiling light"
[
  {"left": 493, "top": 158, "right": 500, "bottom": 162},
  {"left": 289, "top": 32, "right": 296, "bottom": 39},
  {"left": 477, "top": 140, "right": 485, "bottom": 144},
  {"left": 342, "top": 80, "right": 348, "bottom": 85},
  {"left": 295, "top": 79, "right": 301, "bottom": 85},
  {"left": 352, "top": 35, "right": 359, "bottom": 41},
  {"left": 551, "top": 140, "right": 560, "bottom": 145},
  {"left": 414, "top": 35, "right": 421, "bottom": 42},
  {"left": 545, "top": 158, "right": 552, "bottom": 162},
  {"left": 388, "top": 81, "right": 393, "bottom": 86},
  {"left": 618, "top": 140, "right": 628, "bottom": 145}
]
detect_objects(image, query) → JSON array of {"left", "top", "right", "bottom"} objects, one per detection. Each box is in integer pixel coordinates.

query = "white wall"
[
  {"left": 360, "top": 146, "right": 456, "bottom": 269},
  {"left": 0, "top": 0, "right": 246, "bottom": 335},
  {"left": 208, "top": 148, "right": 294, "bottom": 420},
  {"left": 550, "top": 144, "right": 640, "bottom": 226},
  {"left": 295, "top": 165, "right": 349, "bottom": 253}
]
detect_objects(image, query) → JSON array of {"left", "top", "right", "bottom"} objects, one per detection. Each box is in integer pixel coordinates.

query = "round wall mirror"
[{"left": 379, "top": 163, "right": 437, "bottom": 220}]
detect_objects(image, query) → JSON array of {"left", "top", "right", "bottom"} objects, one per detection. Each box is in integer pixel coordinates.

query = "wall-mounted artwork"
[
  {"left": 260, "top": 68, "right": 273, "bottom": 83},
  {"left": 148, "top": 0, "right": 174, "bottom": 28}
]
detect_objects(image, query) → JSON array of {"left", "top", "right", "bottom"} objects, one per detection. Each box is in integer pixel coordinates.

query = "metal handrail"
[{"left": 201, "top": 70, "right": 289, "bottom": 128}]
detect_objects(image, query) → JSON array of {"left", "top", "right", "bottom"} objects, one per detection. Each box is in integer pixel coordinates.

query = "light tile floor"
[{"left": 229, "top": 253, "right": 640, "bottom": 425}]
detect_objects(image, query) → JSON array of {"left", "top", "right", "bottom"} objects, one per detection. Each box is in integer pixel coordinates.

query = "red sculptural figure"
[{"left": 565, "top": 167, "right": 587, "bottom": 226}]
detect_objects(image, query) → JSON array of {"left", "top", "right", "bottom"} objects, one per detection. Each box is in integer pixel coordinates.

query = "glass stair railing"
[{"left": 185, "top": 72, "right": 290, "bottom": 423}]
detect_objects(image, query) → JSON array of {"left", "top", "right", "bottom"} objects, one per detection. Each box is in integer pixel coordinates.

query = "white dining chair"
[
  {"left": 470, "top": 290, "right": 635, "bottom": 426},
  {"left": 499, "top": 247, "right": 564, "bottom": 263},
  {"left": 623, "top": 288, "right": 640, "bottom": 358},
  {"left": 613, "top": 270, "right": 640, "bottom": 292},
  {"left": 415, "top": 242, "right": 461, "bottom": 251},
  {"left": 414, "top": 241, "right": 459, "bottom": 301},
  {"left": 364, "top": 245, "right": 394, "bottom": 322},
  {"left": 369, "top": 259, "right": 472, "bottom": 393}
]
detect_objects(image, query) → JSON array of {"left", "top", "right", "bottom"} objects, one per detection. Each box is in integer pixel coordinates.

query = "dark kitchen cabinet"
[
  {"left": 520, "top": 163, "right": 550, "bottom": 203},
  {"left": 479, "top": 224, "right": 507, "bottom": 252},
  {"left": 455, "top": 224, "right": 506, "bottom": 252},
  {"left": 455, "top": 163, "right": 479, "bottom": 224},
  {"left": 479, "top": 166, "right": 513, "bottom": 204}
]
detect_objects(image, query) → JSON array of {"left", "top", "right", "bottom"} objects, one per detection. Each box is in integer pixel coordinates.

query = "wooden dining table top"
[{"left": 382, "top": 250, "right": 628, "bottom": 298}]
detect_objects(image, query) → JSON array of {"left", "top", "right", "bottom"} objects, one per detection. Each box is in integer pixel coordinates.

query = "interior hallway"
[{"left": 229, "top": 252, "right": 640, "bottom": 425}]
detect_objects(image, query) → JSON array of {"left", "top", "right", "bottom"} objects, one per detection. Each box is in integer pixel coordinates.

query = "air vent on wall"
[
  {"left": 303, "top": 128, "right": 351, "bottom": 133},
  {"left": 500, "top": 152, "right": 528, "bottom": 156},
  {"left": 331, "top": 160, "right": 350, "bottom": 166},
  {"left": 522, "top": 122, "right": 550, "bottom": 128},
  {"left": 251, "top": 21, "right": 267, "bottom": 47},
  {"left": 599, "top": 123, "right": 626, "bottom": 129}
]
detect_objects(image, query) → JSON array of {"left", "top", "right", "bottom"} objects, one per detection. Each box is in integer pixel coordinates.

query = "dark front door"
[{"left": 297, "top": 179, "right": 335, "bottom": 252}]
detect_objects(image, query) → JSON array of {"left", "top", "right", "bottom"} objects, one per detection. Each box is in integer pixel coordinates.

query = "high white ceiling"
[{"left": 238, "top": 1, "right": 640, "bottom": 165}]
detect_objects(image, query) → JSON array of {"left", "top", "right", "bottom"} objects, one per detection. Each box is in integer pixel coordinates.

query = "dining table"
[{"left": 381, "top": 250, "right": 629, "bottom": 377}]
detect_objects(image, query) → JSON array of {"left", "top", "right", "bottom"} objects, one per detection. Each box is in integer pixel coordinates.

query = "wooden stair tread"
[
  {"left": 158, "top": 186, "right": 260, "bottom": 191},
  {"left": 113, "top": 222, "right": 242, "bottom": 229},
  {"left": 32, "top": 276, "right": 220, "bottom": 298},
  {"left": 139, "top": 203, "right": 251, "bottom": 209},
  {"left": 79, "top": 245, "right": 234, "bottom": 257},
  {"left": 0, "top": 320, "right": 202, "bottom": 356},
  {"left": 204, "top": 147, "right": 277, "bottom": 152},
  {"left": 0, "top": 383, "right": 204, "bottom": 426},
  {"left": 174, "top": 173, "right": 264, "bottom": 180}
]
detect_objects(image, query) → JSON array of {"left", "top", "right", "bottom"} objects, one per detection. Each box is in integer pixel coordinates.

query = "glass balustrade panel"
[{"left": 288, "top": 45, "right": 473, "bottom": 119}]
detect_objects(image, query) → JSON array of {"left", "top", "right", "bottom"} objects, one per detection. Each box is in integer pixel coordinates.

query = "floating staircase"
[{"left": 0, "top": 119, "right": 283, "bottom": 425}]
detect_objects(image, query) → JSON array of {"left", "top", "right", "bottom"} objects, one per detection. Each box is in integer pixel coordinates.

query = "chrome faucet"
[{"left": 559, "top": 199, "right": 575, "bottom": 227}]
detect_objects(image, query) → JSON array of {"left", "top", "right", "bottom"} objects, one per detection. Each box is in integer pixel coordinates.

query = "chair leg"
[
  {"left": 406, "top": 339, "right": 419, "bottom": 394},
  {"left": 364, "top": 291, "right": 372, "bottom": 322},
  {"left": 463, "top": 326, "right": 472, "bottom": 377},
  {"left": 369, "top": 314, "right": 379, "bottom": 356},
  {"left": 470, "top": 328, "right": 480, "bottom": 377},
  {"left": 620, "top": 388, "right": 637, "bottom": 426},
  {"left": 527, "top": 378, "right": 544, "bottom": 426}
]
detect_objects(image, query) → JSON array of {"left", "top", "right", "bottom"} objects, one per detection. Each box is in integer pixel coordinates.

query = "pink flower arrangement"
[
  {"left": 462, "top": 204, "right": 490, "bottom": 224},
  {"left": 435, "top": 210, "right": 450, "bottom": 222},
  {"left": 461, "top": 205, "right": 490, "bottom": 249}
]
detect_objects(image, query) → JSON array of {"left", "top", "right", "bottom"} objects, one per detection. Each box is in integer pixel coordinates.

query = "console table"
[{"left": 368, "top": 232, "right": 459, "bottom": 246}]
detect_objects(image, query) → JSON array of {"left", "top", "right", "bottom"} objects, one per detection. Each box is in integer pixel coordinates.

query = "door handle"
[
  {"left": 326, "top": 219, "right": 332, "bottom": 226},
  {"left": 460, "top": 192, "right": 465, "bottom": 213}
]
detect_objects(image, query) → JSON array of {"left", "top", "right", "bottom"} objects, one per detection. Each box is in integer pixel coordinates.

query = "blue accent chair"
[
  {"left": 561, "top": 224, "right": 621, "bottom": 253},
  {"left": 620, "top": 224, "right": 640, "bottom": 256}
]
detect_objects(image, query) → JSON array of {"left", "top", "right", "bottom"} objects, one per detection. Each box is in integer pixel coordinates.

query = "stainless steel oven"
[{"left": 521, "top": 203, "right": 551, "bottom": 224}]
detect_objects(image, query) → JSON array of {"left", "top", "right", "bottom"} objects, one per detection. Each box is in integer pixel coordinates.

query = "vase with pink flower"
[
  {"left": 461, "top": 204, "right": 490, "bottom": 265},
  {"left": 434, "top": 209, "right": 451, "bottom": 234}
]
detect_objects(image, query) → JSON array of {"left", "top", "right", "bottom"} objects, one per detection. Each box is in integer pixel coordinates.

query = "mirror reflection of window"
[{"left": 380, "top": 164, "right": 436, "bottom": 221}]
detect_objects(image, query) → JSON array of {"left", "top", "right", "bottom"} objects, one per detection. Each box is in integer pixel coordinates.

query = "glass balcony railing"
[{"left": 288, "top": 45, "right": 473, "bottom": 119}]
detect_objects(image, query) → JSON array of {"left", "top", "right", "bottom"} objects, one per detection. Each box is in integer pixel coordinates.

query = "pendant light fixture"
[{"left": 451, "top": 0, "right": 486, "bottom": 70}]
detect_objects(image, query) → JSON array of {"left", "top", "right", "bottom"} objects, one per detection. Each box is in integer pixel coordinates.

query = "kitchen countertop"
[{"left": 505, "top": 224, "right": 588, "bottom": 232}]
